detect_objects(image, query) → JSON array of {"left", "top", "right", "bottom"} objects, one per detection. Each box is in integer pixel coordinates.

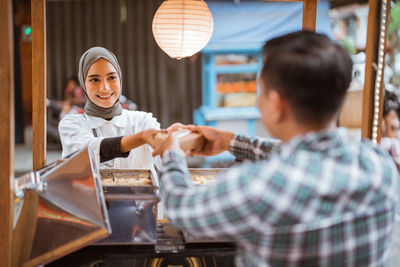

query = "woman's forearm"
[
  {"left": 100, "top": 136, "right": 129, "bottom": 163},
  {"left": 100, "top": 130, "right": 155, "bottom": 163},
  {"left": 120, "top": 132, "right": 145, "bottom": 153}
]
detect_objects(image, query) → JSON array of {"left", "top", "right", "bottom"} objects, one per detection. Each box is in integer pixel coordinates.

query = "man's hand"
[{"left": 185, "top": 125, "right": 233, "bottom": 156}]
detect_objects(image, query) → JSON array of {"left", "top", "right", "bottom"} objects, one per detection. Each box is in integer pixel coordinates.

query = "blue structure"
[
  {"left": 195, "top": 44, "right": 263, "bottom": 136},
  {"left": 194, "top": 1, "right": 333, "bottom": 165}
]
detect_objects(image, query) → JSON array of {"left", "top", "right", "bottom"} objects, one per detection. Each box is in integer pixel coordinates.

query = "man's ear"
[{"left": 269, "top": 90, "right": 286, "bottom": 124}]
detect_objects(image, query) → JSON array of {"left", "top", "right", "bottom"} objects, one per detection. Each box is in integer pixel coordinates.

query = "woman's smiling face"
[{"left": 85, "top": 58, "right": 120, "bottom": 108}]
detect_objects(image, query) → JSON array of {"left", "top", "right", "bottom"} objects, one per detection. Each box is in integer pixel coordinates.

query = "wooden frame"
[
  {"left": 362, "top": 0, "right": 390, "bottom": 141},
  {"left": 0, "top": 0, "right": 14, "bottom": 265},
  {"left": 0, "top": 0, "right": 386, "bottom": 265},
  {"left": 302, "top": 0, "right": 318, "bottom": 30},
  {"left": 32, "top": 0, "right": 47, "bottom": 170}
]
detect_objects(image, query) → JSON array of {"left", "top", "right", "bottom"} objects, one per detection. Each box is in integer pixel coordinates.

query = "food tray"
[
  {"left": 96, "top": 169, "right": 159, "bottom": 245},
  {"left": 100, "top": 169, "right": 158, "bottom": 197}
]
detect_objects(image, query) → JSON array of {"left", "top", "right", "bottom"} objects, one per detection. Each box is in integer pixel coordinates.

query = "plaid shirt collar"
[{"left": 280, "top": 127, "right": 350, "bottom": 159}]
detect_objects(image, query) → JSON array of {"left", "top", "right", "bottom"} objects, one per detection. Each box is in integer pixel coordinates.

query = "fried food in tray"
[
  {"left": 100, "top": 169, "right": 153, "bottom": 187},
  {"left": 189, "top": 169, "right": 227, "bottom": 185},
  {"left": 191, "top": 175, "right": 217, "bottom": 185},
  {"left": 101, "top": 177, "right": 152, "bottom": 186}
]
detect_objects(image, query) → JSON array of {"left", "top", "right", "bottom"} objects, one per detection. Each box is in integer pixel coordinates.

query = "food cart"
[{"left": 0, "top": 0, "right": 389, "bottom": 265}]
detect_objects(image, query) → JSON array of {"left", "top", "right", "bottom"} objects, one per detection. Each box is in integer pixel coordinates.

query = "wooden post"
[
  {"left": 376, "top": 0, "right": 390, "bottom": 143},
  {"left": 32, "top": 0, "right": 47, "bottom": 170},
  {"left": 302, "top": 0, "right": 317, "bottom": 31},
  {"left": 0, "top": 0, "right": 14, "bottom": 265},
  {"left": 11, "top": 190, "right": 39, "bottom": 267},
  {"left": 362, "top": 0, "right": 379, "bottom": 139},
  {"left": 361, "top": 0, "right": 389, "bottom": 140}
]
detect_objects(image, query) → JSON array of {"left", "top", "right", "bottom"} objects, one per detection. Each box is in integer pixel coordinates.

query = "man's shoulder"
[
  {"left": 360, "top": 138, "right": 396, "bottom": 163},
  {"left": 350, "top": 139, "right": 399, "bottom": 190}
]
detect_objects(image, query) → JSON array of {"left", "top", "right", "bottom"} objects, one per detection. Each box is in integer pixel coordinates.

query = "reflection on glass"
[
  {"left": 331, "top": 4, "right": 369, "bottom": 141},
  {"left": 380, "top": 2, "right": 400, "bottom": 168},
  {"left": 381, "top": 91, "right": 400, "bottom": 168}
]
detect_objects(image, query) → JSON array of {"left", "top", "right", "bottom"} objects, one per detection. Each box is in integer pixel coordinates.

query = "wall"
[{"left": 46, "top": 0, "right": 202, "bottom": 127}]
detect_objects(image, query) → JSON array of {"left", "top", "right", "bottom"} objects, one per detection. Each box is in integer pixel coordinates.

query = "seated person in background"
[
  {"left": 153, "top": 31, "right": 399, "bottom": 266},
  {"left": 60, "top": 77, "right": 86, "bottom": 119},
  {"left": 380, "top": 92, "right": 400, "bottom": 168},
  {"left": 64, "top": 76, "right": 86, "bottom": 107},
  {"left": 59, "top": 47, "right": 169, "bottom": 171}
]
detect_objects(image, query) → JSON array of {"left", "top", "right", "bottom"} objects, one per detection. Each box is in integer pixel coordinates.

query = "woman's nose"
[{"left": 100, "top": 80, "right": 111, "bottom": 92}]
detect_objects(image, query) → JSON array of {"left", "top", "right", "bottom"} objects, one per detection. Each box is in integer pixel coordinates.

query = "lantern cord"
[{"left": 179, "top": 0, "right": 186, "bottom": 59}]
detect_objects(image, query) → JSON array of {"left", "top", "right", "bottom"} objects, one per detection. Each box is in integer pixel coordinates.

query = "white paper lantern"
[{"left": 152, "top": 0, "right": 214, "bottom": 59}]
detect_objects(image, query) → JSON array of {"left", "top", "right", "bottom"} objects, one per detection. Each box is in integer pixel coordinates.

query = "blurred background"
[
  {"left": 13, "top": 0, "right": 400, "bottom": 168},
  {"left": 11, "top": 0, "right": 400, "bottom": 265}
]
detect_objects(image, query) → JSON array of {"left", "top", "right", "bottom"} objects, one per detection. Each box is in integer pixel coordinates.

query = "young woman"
[{"left": 59, "top": 47, "right": 163, "bottom": 170}]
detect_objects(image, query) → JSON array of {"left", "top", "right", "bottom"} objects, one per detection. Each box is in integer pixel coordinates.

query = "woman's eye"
[
  {"left": 108, "top": 76, "right": 117, "bottom": 81},
  {"left": 89, "top": 78, "right": 99, "bottom": 82}
]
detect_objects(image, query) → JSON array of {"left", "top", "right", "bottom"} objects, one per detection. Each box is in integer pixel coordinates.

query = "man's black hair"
[{"left": 261, "top": 31, "right": 353, "bottom": 124}]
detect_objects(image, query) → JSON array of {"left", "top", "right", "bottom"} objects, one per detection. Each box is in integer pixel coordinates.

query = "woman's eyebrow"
[{"left": 87, "top": 72, "right": 116, "bottom": 78}]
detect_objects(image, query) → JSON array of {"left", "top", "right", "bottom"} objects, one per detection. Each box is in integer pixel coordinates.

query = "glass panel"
[
  {"left": 13, "top": 148, "right": 111, "bottom": 265},
  {"left": 216, "top": 73, "right": 257, "bottom": 108},
  {"left": 381, "top": 2, "right": 400, "bottom": 168},
  {"left": 331, "top": 4, "right": 369, "bottom": 141}
]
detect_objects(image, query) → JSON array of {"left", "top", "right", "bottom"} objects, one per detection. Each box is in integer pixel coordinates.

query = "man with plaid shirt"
[{"left": 153, "top": 31, "right": 399, "bottom": 266}]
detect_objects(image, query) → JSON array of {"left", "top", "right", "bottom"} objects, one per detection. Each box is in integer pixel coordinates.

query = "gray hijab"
[{"left": 78, "top": 47, "right": 123, "bottom": 119}]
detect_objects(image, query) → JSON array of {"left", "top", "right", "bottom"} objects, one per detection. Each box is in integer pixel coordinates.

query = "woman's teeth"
[{"left": 98, "top": 93, "right": 113, "bottom": 99}]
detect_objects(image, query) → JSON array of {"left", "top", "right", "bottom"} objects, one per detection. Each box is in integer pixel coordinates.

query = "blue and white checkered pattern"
[{"left": 160, "top": 128, "right": 399, "bottom": 267}]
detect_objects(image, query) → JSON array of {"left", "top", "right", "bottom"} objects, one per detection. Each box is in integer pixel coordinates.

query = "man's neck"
[{"left": 279, "top": 120, "right": 337, "bottom": 143}]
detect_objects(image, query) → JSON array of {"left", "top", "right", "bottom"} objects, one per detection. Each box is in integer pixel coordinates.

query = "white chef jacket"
[{"left": 58, "top": 109, "right": 162, "bottom": 171}]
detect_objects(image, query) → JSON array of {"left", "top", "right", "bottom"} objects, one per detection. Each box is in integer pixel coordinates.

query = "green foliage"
[
  {"left": 341, "top": 38, "right": 356, "bottom": 54},
  {"left": 389, "top": 2, "right": 400, "bottom": 39}
]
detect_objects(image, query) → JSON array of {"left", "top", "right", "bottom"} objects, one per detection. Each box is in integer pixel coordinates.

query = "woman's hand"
[
  {"left": 149, "top": 122, "right": 185, "bottom": 157},
  {"left": 140, "top": 128, "right": 161, "bottom": 149},
  {"left": 152, "top": 131, "right": 183, "bottom": 157},
  {"left": 186, "top": 125, "right": 233, "bottom": 156},
  {"left": 120, "top": 128, "right": 160, "bottom": 153}
]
